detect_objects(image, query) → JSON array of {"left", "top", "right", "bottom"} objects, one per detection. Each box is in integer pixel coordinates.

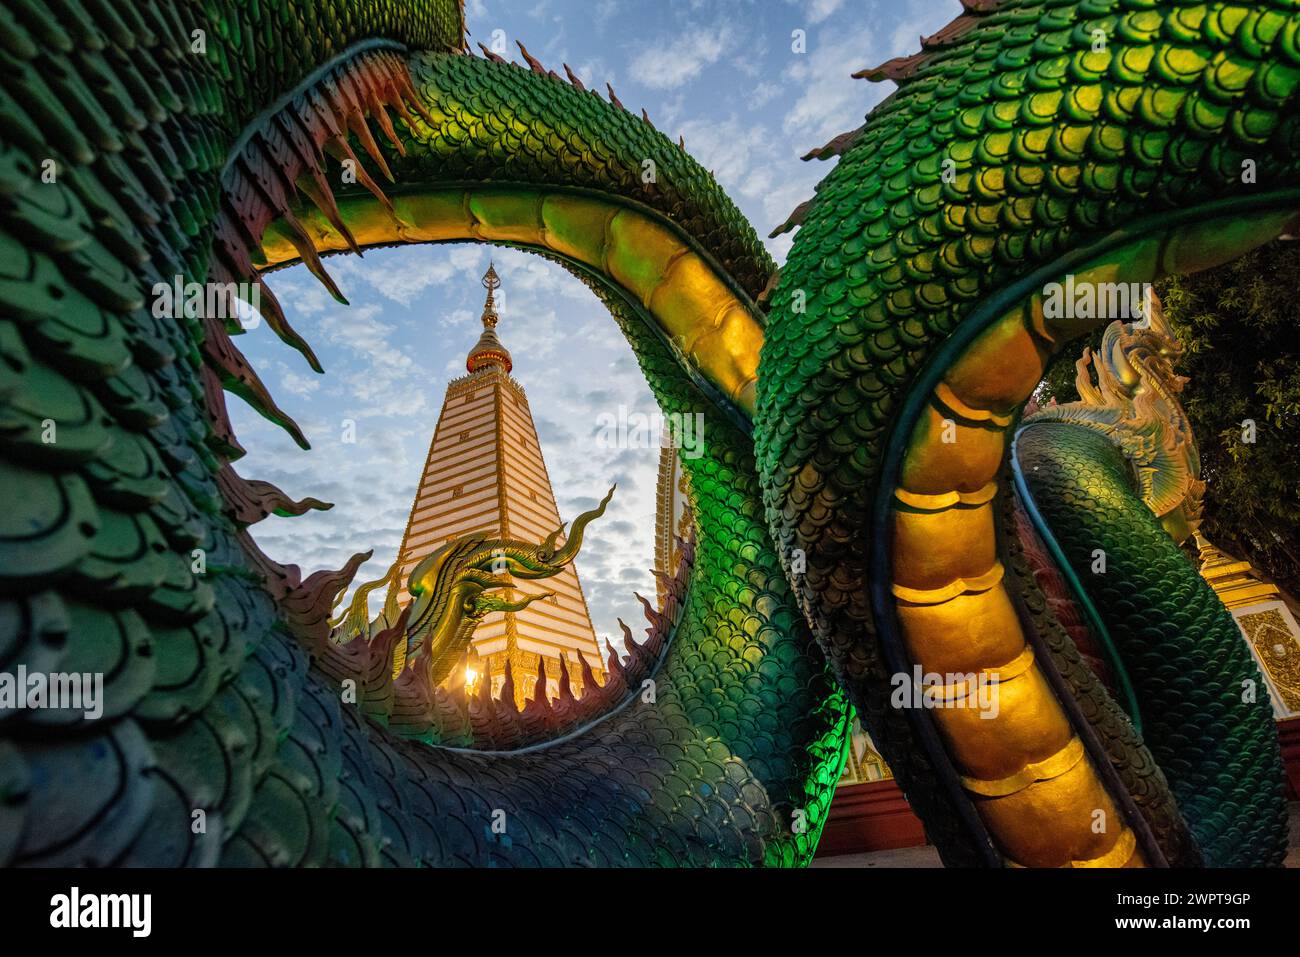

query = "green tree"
[{"left": 1036, "top": 240, "right": 1300, "bottom": 599}]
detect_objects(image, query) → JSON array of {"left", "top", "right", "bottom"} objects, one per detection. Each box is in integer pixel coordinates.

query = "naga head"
[
  {"left": 399, "top": 487, "right": 616, "bottom": 684},
  {"left": 1025, "top": 288, "right": 1206, "bottom": 544}
]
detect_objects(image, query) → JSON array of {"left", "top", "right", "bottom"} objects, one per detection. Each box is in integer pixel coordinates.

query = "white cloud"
[
  {"left": 278, "top": 367, "right": 322, "bottom": 399},
  {"left": 780, "top": 0, "right": 848, "bottom": 28},
  {"left": 594, "top": 0, "right": 619, "bottom": 26},
  {"left": 673, "top": 114, "right": 769, "bottom": 194},
  {"left": 782, "top": 0, "right": 946, "bottom": 141},
  {"left": 669, "top": 111, "right": 817, "bottom": 246},
  {"left": 781, "top": 23, "right": 885, "bottom": 141},
  {"left": 571, "top": 58, "right": 613, "bottom": 90},
  {"left": 808, "top": 0, "right": 844, "bottom": 24},
  {"left": 328, "top": 246, "right": 485, "bottom": 308},
  {"left": 748, "top": 81, "right": 781, "bottom": 110},
  {"left": 656, "top": 92, "right": 686, "bottom": 127},
  {"left": 629, "top": 24, "right": 730, "bottom": 90}
]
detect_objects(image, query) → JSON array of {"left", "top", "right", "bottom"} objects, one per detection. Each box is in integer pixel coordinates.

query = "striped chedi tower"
[{"left": 387, "top": 264, "right": 605, "bottom": 707}]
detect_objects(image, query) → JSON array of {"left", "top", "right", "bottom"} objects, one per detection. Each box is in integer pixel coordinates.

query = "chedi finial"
[
  {"left": 481, "top": 262, "right": 501, "bottom": 329},
  {"left": 467, "top": 262, "right": 512, "bottom": 373}
]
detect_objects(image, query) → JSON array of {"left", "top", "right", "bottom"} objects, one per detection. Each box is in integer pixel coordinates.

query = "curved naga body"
[{"left": 0, "top": 1, "right": 1291, "bottom": 866}]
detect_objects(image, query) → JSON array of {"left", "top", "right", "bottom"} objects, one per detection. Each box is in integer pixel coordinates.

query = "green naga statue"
[{"left": 0, "top": 0, "right": 1292, "bottom": 868}]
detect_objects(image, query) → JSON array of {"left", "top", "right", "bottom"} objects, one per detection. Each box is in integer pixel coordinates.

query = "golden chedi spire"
[
  {"left": 467, "top": 262, "right": 512, "bottom": 373},
  {"left": 384, "top": 260, "right": 606, "bottom": 707}
]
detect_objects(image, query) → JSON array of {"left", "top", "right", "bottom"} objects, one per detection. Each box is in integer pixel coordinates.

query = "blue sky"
[{"left": 229, "top": 0, "right": 954, "bottom": 643}]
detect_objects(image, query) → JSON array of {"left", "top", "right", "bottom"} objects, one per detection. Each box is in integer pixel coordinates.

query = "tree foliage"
[{"left": 1036, "top": 239, "right": 1300, "bottom": 599}]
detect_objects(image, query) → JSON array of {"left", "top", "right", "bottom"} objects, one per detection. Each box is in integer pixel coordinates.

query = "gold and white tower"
[{"left": 388, "top": 264, "right": 605, "bottom": 705}]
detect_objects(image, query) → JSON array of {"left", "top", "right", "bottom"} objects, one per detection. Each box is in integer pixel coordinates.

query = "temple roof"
[
  {"left": 1195, "top": 532, "right": 1281, "bottom": 610},
  {"left": 467, "top": 262, "right": 513, "bottom": 373}
]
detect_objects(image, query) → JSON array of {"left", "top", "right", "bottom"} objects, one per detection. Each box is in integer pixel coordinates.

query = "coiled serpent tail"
[
  {"left": 757, "top": 0, "right": 1297, "bottom": 867},
  {"left": 0, "top": 0, "right": 846, "bottom": 867},
  {"left": 1015, "top": 422, "right": 1286, "bottom": 867}
]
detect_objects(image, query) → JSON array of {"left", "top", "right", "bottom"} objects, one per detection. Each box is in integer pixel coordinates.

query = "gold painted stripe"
[
  {"left": 908, "top": 645, "right": 1036, "bottom": 704},
  {"left": 1003, "top": 829, "right": 1138, "bottom": 869},
  {"left": 934, "top": 381, "right": 1016, "bottom": 427},
  {"left": 961, "top": 736, "right": 1085, "bottom": 798},
  {"left": 680, "top": 296, "right": 735, "bottom": 357},
  {"left": 653, "top": 245, "right": 694, "bottom": 312},
  {"left": 894, "top": 481, "right": 999, "bottom": 511},
  {"left": 986, "top": 643, "right": 1036, "bottom": 682},
  {"left": 733, "top": 373, "right": 758, "bottom": 407},
  {"left": 891, "top": 563, "right": 1004, "bottom": 604},
  {"left": 1071, "top": 828, "right": 1138, "bottom": 868}
]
